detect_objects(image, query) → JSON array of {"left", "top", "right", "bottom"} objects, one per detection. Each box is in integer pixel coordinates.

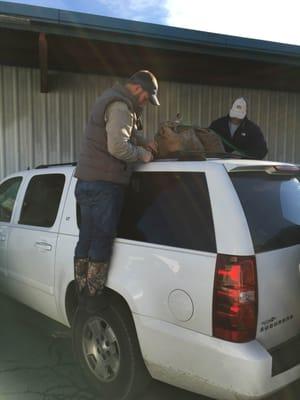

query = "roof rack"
[
  {"left": 205, "top": 152, "right": 249, "bottom": 159},
  {"left": 34, "top": 153, "right": 248, "bottom": 169},
  {"left": 153, "top": 151, "right": 206, "bottom": 161},
  {"left": 35, "top": 162, "right": 77, "bottom": 169},
  {"left": 153, "top": 151, "right": 247, "bottom": 161}
]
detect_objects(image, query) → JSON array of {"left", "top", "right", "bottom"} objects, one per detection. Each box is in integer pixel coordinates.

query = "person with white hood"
[{"left": 209, "top": 97, "right": 268, "bottom": 159}]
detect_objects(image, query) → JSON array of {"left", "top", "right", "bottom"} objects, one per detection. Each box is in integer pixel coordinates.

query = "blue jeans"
[{"left": 74, "top": 180, "right": 125, "bottom": 262}]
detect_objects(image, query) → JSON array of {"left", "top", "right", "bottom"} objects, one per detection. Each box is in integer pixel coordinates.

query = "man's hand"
[
  {"left": 140, "top": 150, "right": 153, "bottom": 163},
  {"left": 144, "top": 140, "right": 158, "bottom": 155}
]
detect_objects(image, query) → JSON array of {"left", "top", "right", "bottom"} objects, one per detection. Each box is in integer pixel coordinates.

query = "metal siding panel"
[
  {"left": 3, "top": 67, "right": 19, "bottom": 174},
  {"left": 0, "top": 66, "right": 4, "bottom": 173},
  {"left": 59, "top": 89, "right": 71, "bottom": 163},
  {"left": 18, "top": 68, "right": 33, "bottom": 170},
  {"left": 199, "top": 86, "right": 211, "bottom": 127},
  {"left": 46, "top": 90, "right": 58, "bottom": 164},
  {"left": 285, "top": 93, "right": 297, "bottom": 162},
  {"left": 31, "top": 69, "right": 48, "bottom": 166},
  {"left": 277, "top": 93, "right": 288, "bottom": 161},
  {"left": 0, "top": 66, "right": 300, "bottom": 180},
  {"left": 295, "top": 96, "right": 300, "bottom": 164}
]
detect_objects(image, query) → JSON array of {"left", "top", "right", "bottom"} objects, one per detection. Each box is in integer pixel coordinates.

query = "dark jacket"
[
  {"left": 75, "top": 84, "right": 141, "bottom": 184},
  {"left": 209, "top": 115, "right": 268, "bottom": 159}
]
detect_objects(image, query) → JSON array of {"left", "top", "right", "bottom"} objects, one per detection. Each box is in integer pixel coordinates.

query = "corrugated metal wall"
[{"left": 0, "top": 65, "right": 300, "bottom": 179}]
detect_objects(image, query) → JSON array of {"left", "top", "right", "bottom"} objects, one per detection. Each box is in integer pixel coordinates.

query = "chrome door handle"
[
  {"left": 35, "top": 241, "right": 52, "bottom": 251},
  {"left": 0, "top": 234, "right": 6, "bottom": 241}
]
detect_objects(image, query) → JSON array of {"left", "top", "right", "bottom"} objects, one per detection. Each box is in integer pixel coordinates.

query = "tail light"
[{"left": 213, "top": 254, "right": 258, "bottom": 343}]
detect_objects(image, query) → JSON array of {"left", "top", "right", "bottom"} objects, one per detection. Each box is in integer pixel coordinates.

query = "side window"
[
  {"left": 19, "top": 174, "right": 65, "bottom": 228},
  {"left": 118, "top": 172, "right": 216, "bottom": 253},
  {"left": 0, "top": 177, "right": 22, "bottom": 223}
]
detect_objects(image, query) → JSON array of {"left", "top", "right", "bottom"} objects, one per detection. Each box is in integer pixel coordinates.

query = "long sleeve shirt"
[{"left": 105, "top": 101, "right": 151, "bottom": 162}]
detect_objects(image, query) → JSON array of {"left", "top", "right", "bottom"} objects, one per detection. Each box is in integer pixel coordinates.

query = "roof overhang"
[{"left": 1, "top": 1, "right": 300, "bottom": 92}]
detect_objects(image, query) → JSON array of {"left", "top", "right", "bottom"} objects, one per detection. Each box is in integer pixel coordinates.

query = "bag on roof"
[{"left": 155, "top": 120, "right": 225, "bottom": 158}]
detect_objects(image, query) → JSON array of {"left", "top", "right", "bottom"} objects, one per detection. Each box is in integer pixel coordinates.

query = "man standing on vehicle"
[
  {"left": 209, "top": 97, "right": 268, "bottom": 159},
  {"left": 74, "top": 70, "right": 159, "bottom": 311}
]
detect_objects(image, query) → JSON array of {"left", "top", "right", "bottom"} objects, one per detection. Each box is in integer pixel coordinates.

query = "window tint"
[
  {"left": 19, "top": 174, "right": 65, "bottom": 228},
  {"left": 0, "top": 177, "right": 22, "bottom": 222},
  {"left": 118, "top": 172, "right": 216, "bottom": 253},
  {"left": 231, "top": 172, "right": 300, "bottom": 252}
]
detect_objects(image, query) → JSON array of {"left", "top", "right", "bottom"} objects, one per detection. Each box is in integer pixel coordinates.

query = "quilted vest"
[{"left": 75, "top": 84, "right": 140, "bottom": 184}]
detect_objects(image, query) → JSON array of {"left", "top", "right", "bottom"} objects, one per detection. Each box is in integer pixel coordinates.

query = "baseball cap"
[
  {"left": 229, "top": 97, "right": 247, "bottom": 119},
  {"left": 128, "top": 70, "right": 160, "bottom": 106}
]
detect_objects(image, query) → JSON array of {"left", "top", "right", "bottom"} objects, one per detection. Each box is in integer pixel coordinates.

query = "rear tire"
[{"left": 72, "top": 300, "right": 151, "bottom": 400}]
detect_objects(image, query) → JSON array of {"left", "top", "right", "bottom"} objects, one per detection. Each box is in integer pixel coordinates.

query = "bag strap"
[{"left": 215, "top": 133, "right": 248, "bottom": 157}]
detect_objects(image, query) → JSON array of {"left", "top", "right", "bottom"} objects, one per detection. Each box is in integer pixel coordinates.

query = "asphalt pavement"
[{"left": 0, "top": 293, "right": 299, "bottom": 400}]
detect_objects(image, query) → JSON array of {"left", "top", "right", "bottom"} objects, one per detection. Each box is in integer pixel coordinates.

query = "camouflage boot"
[
  {"left": 74, "top": 257, "right": 89, "bottom": 306},
  {"left": 86, "top": 261, "right": 109, "bottom": 313}
]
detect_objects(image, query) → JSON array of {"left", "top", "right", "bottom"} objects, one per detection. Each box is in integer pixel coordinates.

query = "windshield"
[{"left": 230, "top": 171, "right": 300, "bottom": 252}]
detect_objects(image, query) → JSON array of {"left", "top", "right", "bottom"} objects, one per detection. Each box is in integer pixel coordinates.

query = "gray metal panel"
[{"left": 0, "top": 65, "right": 299, "bottom": 179}]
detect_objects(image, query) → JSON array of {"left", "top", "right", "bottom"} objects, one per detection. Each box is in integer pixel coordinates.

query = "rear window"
[
  {"left": 230, "top": 171, "right": 300, "bottom": 252},
  {"left": 118, "top": 172, "right": 216, "bottom": 253}
]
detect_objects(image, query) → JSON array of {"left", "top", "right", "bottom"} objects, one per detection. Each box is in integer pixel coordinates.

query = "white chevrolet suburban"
[{"left": 0, "top": 157, "right": 299, "bottom": 400}]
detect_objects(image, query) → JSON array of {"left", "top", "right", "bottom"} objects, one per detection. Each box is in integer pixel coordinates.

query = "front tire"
[{"left": 72, "top": 300, "right": 151, "bottom": 400}]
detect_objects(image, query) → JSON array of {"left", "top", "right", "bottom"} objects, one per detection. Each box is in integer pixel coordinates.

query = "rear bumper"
[
  {"left": 270, "top": 333, "right": 300, "bottom": 376},
  {"left": 133, "top": 314, "right": 300, "bottom": 400}
]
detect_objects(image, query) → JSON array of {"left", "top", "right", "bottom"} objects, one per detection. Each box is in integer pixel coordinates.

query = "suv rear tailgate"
[
  {"left": 256, "top": 246, "right": 300, "bottom": 348},
  {"left": 229, "top": 165, "right": 300, "bottom": 349}
]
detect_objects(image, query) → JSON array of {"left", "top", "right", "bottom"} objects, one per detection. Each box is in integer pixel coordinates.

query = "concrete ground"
[{"left": 0, "top": 293, "right": 299, "bottom": 400}]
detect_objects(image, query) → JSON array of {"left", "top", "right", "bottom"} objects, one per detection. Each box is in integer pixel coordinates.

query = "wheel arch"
[{"left": 65, "top": 280, "right": 136, "bottom": 328}]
